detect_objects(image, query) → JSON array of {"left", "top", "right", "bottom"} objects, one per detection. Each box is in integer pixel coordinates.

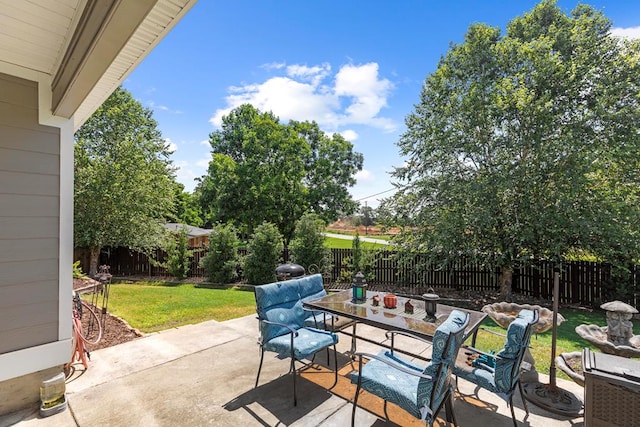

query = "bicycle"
[{"left": 68, "top": 291, "right": 103, "bottom": 370}]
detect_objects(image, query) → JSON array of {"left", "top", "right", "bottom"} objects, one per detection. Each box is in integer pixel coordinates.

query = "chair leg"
[
  {"left": 255, "top": 348, "right": 265, "bottom": 388},
  {"left": 445, "top": 390, "right": 458, "bottom": 427},
  {"left": 509, "top": 395, "right": 517, "bottom": 427},
  {"left": 331, "top": 344, "right": 338, "bottom": 388},
  {"left": 352, "top": 359, "right": 363, "bottom": 427},
  {"left": 518, "top": 380, "right": 530, "bottom": 415},
  {"left": 291, "top": 357, "right": 297, "bottom": 406}
]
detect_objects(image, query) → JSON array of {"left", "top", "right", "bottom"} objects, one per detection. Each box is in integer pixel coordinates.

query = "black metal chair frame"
[
  {"left": 352, "top": 314, "right": 469, "bottom": 427},
  {"left": 455, "top": 310, "right": 539, "bottom": 427},
  {"left": 255, "top": 317, "right": 338, "bottom": 406}
]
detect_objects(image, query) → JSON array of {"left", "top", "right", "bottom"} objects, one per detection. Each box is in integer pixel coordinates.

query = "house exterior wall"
[
  {"left": 0, "top": 72, "right": 73, "bottom": 414},
  {"left": 0, "top": 73, "right": 60, "bottom": 353}
]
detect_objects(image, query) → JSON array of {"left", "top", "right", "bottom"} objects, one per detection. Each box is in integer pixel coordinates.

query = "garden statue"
[{"left": 574, "top": 300, "right": 640, "bottom": 358}]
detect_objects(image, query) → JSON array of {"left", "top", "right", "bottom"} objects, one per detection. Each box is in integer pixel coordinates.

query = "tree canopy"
[
  {"left": 381, "top": 0, "right": 640, "bottom": 295},
  {"left": 197, "top": 104, "right": 363, "bottom": 244},
  {"left": 74, "top": 86, "right": 176, "bottom": 275}
]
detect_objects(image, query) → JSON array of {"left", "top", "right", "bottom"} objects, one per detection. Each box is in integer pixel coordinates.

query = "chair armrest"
[
  {"left": 259, "top": 318, "right": 299, "bottom": 337},
  {"left": 462, "top": 345, "right": 496, "bottom": 359},
  {"left": 476, "top": 326, "right": 507, "bottom": 338},
  {"left": 302, "top": 308, "right": 335, "bottom": 331},
  {"left": 354, "top": 351, "right": 433, "bottom": 380}
]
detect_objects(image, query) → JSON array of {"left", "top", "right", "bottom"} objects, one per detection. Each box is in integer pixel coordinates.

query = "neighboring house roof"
[
  {"left": 164, "top": 223, "right": 213, "bottom": 238},
  {"left": 0, "top": 0, "right": 198, "bottom": 130}
]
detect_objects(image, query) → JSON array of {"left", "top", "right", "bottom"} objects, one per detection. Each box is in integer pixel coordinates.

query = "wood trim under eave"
[{"left": 51, "top": 0, "right": 158, "bottom": 118}]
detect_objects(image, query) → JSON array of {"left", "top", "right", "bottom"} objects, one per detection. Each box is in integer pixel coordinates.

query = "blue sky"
[{"left": 123, "top": 0, "right": 640, "bottom": 208}]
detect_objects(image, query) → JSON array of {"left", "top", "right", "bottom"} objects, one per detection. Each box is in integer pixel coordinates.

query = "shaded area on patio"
[{"left": 1, "top": 315, "right": 586, "bottom": 426}]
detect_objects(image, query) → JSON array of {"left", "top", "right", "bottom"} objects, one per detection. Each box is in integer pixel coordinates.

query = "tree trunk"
[
  {"left": 499, "top": 266, "right": 513, "bottom": 297},
  {"left": 89, "top": 245, "right": 100, "bottom": 277}
]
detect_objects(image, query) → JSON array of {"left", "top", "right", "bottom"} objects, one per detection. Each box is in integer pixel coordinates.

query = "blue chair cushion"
[
  {"left": 353, "top": 350, "right": 427, "bottom": 419},
  {"left": 352, "top": 309, "right": 469, "bottom": 421},
  {"left": 255, "top": 282, "right": 304, "bottom": 342},
  {"left": 454, "top": 309, "right": 536, "bottom": 396},
  {"left": 263, "top": 327, "right": 338, "bottom": 360},
  {"left": 493, "top": 309, "right": 535, "bottom": 392}
]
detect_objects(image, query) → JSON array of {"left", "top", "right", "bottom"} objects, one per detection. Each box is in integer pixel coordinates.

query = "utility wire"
[{"left": 355, "top": 187, "right": 397, "bottom": 202}]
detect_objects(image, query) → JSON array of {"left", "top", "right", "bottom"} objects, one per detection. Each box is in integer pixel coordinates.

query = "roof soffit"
[{"left": 51, "top": 0, "right": 157, "bottom": 118}]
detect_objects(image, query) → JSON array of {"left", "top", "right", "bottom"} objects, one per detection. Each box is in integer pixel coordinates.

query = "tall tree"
[
  {"left": 168, "top": 183, "right": 203, "bottom": 227},
  {"left": 74, "top": 87, "right": 176, "bottom": 275},
  {"left": 197, "top": 104, "right": 363, "bottom": 244},
  {"left": 383, "top": 1, "right": 640, "bottom": 296}
]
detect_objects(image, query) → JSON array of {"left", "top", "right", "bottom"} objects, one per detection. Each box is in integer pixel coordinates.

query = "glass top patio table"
[{"left": 303, "top": 290, "right": 486, "bottom": 343}]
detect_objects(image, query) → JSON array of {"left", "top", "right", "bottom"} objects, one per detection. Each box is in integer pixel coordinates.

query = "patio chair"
[
  {"left": 453, "top": 308, "right": 538, "bottom": 427},
  {"left": 351, "top": 309, "right": 470, "bottom": 427},
  {"left": 254, "top": 281, "right": 339, "bottom": 406}
]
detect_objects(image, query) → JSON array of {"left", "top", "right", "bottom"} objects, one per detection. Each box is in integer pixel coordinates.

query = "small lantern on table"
[
  {"left": 351, "top": 272, "right": 368, "bottom": 303},
  {"left": 423, "top": 288, "right": 440, "bottom": 321}
]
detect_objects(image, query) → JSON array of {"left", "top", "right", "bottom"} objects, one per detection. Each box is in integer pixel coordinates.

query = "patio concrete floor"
[{"left": 1, "top": 315, "right": 586, "bottom": 426}]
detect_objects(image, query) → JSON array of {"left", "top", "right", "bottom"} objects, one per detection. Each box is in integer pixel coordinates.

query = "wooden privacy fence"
[{"left": 74, "top": 247, "right": 639, "bottom": 308}]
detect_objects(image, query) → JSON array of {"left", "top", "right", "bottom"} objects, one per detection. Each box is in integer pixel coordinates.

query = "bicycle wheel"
[{"left": 77, "top": 300, "right": 103, "bottom": 345}]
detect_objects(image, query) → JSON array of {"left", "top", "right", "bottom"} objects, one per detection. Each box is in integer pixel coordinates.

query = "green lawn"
[
  {"left": 106, "top": 282, "right": 256, "bottom": 333},
  {"left": 105, "top": 280, "right": 628, "bottom": 382},
  {"left": 324, "top": 236, "right": 389, "bottom": 249}
]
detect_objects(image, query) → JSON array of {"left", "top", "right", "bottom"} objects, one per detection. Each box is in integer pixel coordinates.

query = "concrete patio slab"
[{"left": 1, "top": 315, "right": 585, "bottom": 426}]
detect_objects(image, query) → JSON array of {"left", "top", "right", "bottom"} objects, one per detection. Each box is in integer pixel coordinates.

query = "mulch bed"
[{"left": 73, "top": 277, "right": 143, "bottom": 350}]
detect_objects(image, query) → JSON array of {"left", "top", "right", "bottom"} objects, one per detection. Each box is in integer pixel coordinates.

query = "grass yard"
[
  {"left": 105, "top": 280, "right": 634, "bottom": 382},
  {"left": 324, "top": 236, "right": 389, "bottom": 249},
  {"left": 106, "top": 282, "right": 256, "bottom": 333}
]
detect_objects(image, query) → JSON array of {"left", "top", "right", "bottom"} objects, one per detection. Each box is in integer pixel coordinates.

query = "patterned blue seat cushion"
[
  {"left": 264, "top": 327, "right": 338, "bottom": 360},
  {"left": 352, "top": 310, "right": 469, "bottom": 420},
  {"left": 353, "top": 350, "right": 427, "bottom": 419},
  {"left": 453, "top": 309, "right": 535, "bottom": 396},
  {"left": 255, "top": 281, "right": 305, "bottom": 342}
]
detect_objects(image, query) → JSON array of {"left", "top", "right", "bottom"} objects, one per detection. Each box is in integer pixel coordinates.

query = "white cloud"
[
  {"left": 611, "top": 26, "right": 640, "bottom": 39},
  {"left": 195, "top": 151, "right": 212, "bottom": 168},
  {"left": 200, "top": 139, "right": 210, "bottom": 146},
  {"left": 334, "top": 63, "right": 395, "bottom": 130},
  {"left": 210, "top": 62, "right": 396, "bottom": 132},
  {"left": 147, "top": 101, "right": 182, "bottom": 114},
  {"left": 341, "top": 129, "right": 358, "bottom": 141},
  {"left": 174, "top": 161, "right": 198, "bottom": 192},
  {"left": 261, "top": 62, "right": 286, "bottom": 70},
  {"left": 165, "top": 138, "right": 177, "bottom": 153},
  {"left": 355, "top": 169, "right": 374, "bottom": 183}
]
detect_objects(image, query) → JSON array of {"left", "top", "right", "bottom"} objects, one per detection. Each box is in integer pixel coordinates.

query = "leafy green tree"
[
  {"left": 74, "top": 86, "right": 176, "bottom": 275},
  {"left": 289, "top": 213, "right": 332, "bottom": 275},
  {"left": 163, "top": 226, "right": 194, "bottom": 280},
  {"left": 383, "top": 1, "right": 640, "bottom": 296},
  {"left": 293, "top": 120, "right": 363, "bottom": 223},
  {"left": 197, "top": 104, "right": 363, "bottom": 245},
  {"left": 200, "top": 224, "right": 240, "bottom": 284},
  {"left": 243, "top": 222, "right": 284, "bottom": 285},
  {"left": 168, "top": 183, "right": 203, "bottom": 227}
]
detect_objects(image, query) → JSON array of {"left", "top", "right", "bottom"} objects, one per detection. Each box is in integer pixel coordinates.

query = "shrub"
[
  {"left": 338, "top": 233, "right": 378, "bottom": 283},
  {"left": 163, "top": 226, "right": 194, "bottom": 280},
  {"left": 243, "top": 222, "right": 283, "bottom": 285},
  {"left": 289, "top": 213, "right": 332, "bottom": 275},
  {"left": 200, "top": 224, "right": 240, "bottom": 284},
  {"left": 72, "top": 260, "right": 86, "bottom": 279}
]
